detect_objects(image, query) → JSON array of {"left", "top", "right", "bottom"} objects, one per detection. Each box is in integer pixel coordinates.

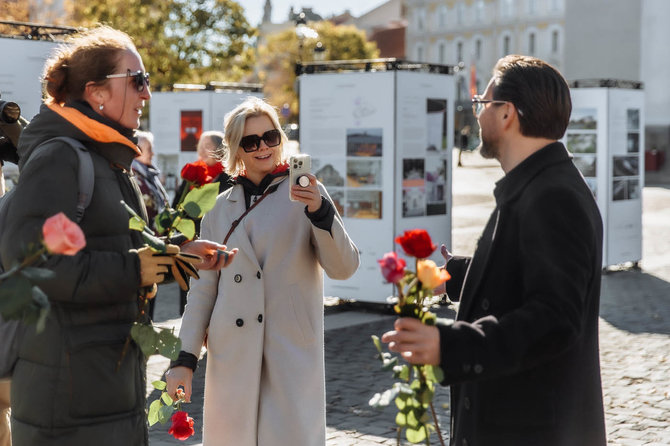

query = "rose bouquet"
[
  {"left": 370, "top": 229, "right": 450, "bottom": 445},
  {"left": 0, "top": 212, "right": 86, "bottom": 331},
  {"left": 148, "top": 380, "right": 195, "bottom": 441}
]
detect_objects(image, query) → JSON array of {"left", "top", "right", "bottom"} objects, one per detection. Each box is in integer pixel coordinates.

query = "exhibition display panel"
[
  {"left": 299, "top": 60, "right": 455, "bottom": 303},
  {"left": 567, "top": 80, "right": 645, "bottom": 267}
]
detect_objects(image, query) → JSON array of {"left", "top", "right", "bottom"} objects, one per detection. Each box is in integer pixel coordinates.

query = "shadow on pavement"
[
  {"left": 324, "top": 307, "right": 456, "bottom": 444},
  {"left": 600, "top": 270, "right": 670, "bottom": 335}
]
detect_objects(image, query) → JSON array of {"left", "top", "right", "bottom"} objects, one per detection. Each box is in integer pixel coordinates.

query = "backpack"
[{"left": 0, "top": 136, "right": 94, "bottom": 379}]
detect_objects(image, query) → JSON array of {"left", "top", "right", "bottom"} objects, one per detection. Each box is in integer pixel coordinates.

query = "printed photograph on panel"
[
  {"left": 584, "top": 177, "right": 597, "bottom": 199},
  {"left": 346, "top": 190, "right": 382, "bottom": 219},
  {"left": 313, "top": 158, "right": 345, "bottom": 187},
  {"left": 613, "top": 156, "right": 639, "bottom": 177},
  {"left": 346, "top": 128, "right": 383, "bottom": 157},
  {"left": 573, "top": 155, "right": 597, "bottom": 178},
  {"left": 568, "top": 108, "right": 597, "bottom": 130},
  {"left": 627, "top": 109, "right": 640, "bottom": 130},
  {"left": 403, "top": 158, "right": 425, "bottom": 188},
  {"left": 328, "top": 189, "right": 345, "bottom": 216},
  {"left": 612, "top": 179, "right": 627, "bottom": 201},
  {"left": 425, "top": 157, "right": 447, "bottom": 215},
  {"left": 180, "top": 110, "right": 202, "bottom": 151},
  {"left": 403, "top": 188, "right": 426, "bottom": 217},
  {"left": 627, "top": 133, "right": 639, "bottom": 153},
  {"left": 347, "top": 159, "right": 382, "bottom": 187},
  {"left": 426, "top": 99, "right": 448, "bottom": 151},
  {"left": 627, "top": 179, "right": 640, "bottom": 200},
  {"left": 567, "top": 133, "right": 597, "bottom": 153}
]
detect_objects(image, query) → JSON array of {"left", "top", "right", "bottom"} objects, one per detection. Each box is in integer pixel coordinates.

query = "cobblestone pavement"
[{"left": 149, "top": 149, "right": 670, "bottom": 445}]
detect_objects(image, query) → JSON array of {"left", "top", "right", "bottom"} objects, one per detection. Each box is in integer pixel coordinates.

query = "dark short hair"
[{"left": 491, "top": 55, "right": 571, "bottom": 140}]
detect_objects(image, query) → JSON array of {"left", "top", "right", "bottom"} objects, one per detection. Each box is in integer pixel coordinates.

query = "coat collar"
[{"left": 493, "top": 142, "right": 571, "bottom": 206}]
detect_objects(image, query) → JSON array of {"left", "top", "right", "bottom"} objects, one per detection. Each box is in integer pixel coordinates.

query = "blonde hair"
[
  {"left": 43, "top": 25, "right": 136, "bottom": 105},
  {"left": 222, "top": 96, "right": 288, "bottom": 177}
]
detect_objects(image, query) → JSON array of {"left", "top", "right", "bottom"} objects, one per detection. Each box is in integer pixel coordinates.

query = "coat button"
[
  {"left": 481, "top": 298, "right": 490, "bottom": 311},
  {"left": 236, "top": 318, "right": 244, "bottom": 327},
  {"left": 463, "top": 397, "right": 471, "bottom": 410},
  {"left": 234, "top": 274, "right": 242, "bottom": 283},
  {"left": 256, "top": 271, "right": 261, "bottom": 279},
  {"left": 474, "top": 364, "right": 483, "bottom": 374},
  {"left": 462, "top": 439, "right": 468, "bottom": 446},
  {"left": 257, "top": 314, "right": 263, "bottom": 323}
]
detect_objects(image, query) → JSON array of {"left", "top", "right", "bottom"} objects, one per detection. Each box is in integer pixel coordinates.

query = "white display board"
[
  {"left": 566, "top": 87, "right": 644, "bottom": 267},
  {"left": 0, "top": 38, "right": 59, "bottom": 120},
  {"left": 149, "top": 90, "right": 262, "bottom": 198},
  {"left": 300, "top": 70, "right": 454, "bottom": 302}
]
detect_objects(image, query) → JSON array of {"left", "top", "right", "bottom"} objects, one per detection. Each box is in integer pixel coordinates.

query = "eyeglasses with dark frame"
[
  {"left": 105, "top": 69, "right": 150, "bottom": 92},
  {"left": 239, "top": 129, "right": 282, "bottom": 153},
  {"left": 471, "top": 95, "right": 523, "bottom": 117}
]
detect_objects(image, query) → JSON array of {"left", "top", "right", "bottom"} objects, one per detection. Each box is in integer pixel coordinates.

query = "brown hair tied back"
[{"left": 43, "top": 25, "right": 136, "bottom": 105}]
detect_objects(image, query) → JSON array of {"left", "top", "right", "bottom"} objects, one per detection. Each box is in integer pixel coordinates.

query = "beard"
[{"left": 477, "top": 127, "right": 499, "bottom": 160}]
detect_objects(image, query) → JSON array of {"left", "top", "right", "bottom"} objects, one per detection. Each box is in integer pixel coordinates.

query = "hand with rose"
[
  {"left": 180, "top": 240, "right": 238, "bottom": 271},
  {"left": 166, "top": 366, "right": 193, "bottom": 403},
  {"left": 290, "top": 173, "right": 322, "bottom": 213},
  {"left": 382, "top": 316, "right": 441, "bottom": 366}
]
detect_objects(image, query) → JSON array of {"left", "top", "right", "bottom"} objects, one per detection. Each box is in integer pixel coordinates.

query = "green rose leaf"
[
  {"left": 406, "top": 408, "right": 420, "bottom": 428},
  {"left": 148, "top": 399, "right": 162, "bottom": 426},
  {"left": 425, "top": 365, "right": 445, "bottom": 383},
  {"left": 381, "top": 355, "right": 398, "bottom": 371},
  {"left": 152, "top": 380, "right": 167, "bottom": 391},
  {"left": 182, "top": 182, "right": 219, "bottom": 218},
  {"left": 157, "top": 328, "right": 181, "bottom": 360},
  {"left": 393, "top": 364, "right": 410, "bottom": 381},
  {"left": 0, "top": 274, "right": 33, "bottom": 319},
  {"left": 20, "top": 266, "right": 55, "bottom": 282},
  {"left": 405, "top": 425, "right": 428, "bottom": 443},
  {"left": 395, "top": 394, "right": 410, "bottom": 412},
  {"left": 130, "top": 322, "right": 159, "bottom": 357},
  {"left": 175, "top": 217, "right": 196, "bottom": 241},
  {"left": 158, "top": 404, "right": 174, "bottom": 424},
  {"left": 161, "top": 391, "right": 173, "bottom": 406},
  {"left": 395, "top": 411, "right": 407, "bottom": 427},
  {"left": 129, "top": 215, "right": 146, "bottom": 232}
]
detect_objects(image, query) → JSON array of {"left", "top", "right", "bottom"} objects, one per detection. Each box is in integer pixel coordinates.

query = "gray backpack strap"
[{"left": 32, "top": 137, "right": 94, "bottom": 223}]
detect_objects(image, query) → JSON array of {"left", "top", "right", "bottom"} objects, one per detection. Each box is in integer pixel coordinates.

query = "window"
[
  {"left": 439, "top": 6, "right": 448, "bottom": 29},
  {"left": 438, "top": 42, "right": 446, "bottom": 64},
  {"left": 528, "top": 32, "right": 536, "bottom": 55},
  {"left": 475, "top": 39, "right": 482, "bottom": 60},
  {"left": 503, "top": 35, "right": 511, "bottom": 56},
  {"left": 457, "top": 41, "right": 463, "bottom": 63},
  {"left": 528, "top": 0, "right": 537, "bottom": 15},
  {"left": 416, "top": 8, "right": 426, "bottom": 31},
  {"left": 552, "top": 30, "right": 559, "bottom": 53},
  {"left": 501, "top": 0, "right": 514, "bottom": 18},
  {"left": 475, "top": 0, "right": 485, "bottom": 22},
  {"left": 457, "top": 77, "right": 466, "bottom": 101},
  {"left": 456, "top": 3, "right": 465, "bottom": 25},
  {"left": 417, "top": 43, "right": 424, "bottom": 62}
]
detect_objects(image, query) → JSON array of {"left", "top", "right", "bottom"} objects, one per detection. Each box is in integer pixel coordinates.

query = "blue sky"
[{"left": 242, "top": 0, "right": 389, "bottom": 26}]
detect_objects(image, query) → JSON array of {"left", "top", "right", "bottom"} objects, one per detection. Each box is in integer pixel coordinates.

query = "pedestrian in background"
[
  {"left": 383, "top": 55, "right": 606, "bottom": 446},
  {"left": 132, "top": 130, "right": 170, "bottom": 319},
  {"left": 173, "top": 130, "right": 234, "bottom": 314},
  {"left": 166, "top": 96, "right": 360, "bottom": 445},
  {"left": 0, "top": 175, "right": 9, "bottom": 446}
]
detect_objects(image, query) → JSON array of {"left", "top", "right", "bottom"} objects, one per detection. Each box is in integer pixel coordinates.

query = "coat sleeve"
[
  {"left": 308, "top": 182, "right": 360, "bottom": 280},
  {"left": 178, "top": 204, "right": 221, "bottom": 355},
  {"left": 438, "top": 186, "right": 600, "bottom": 384},
  {"left": 444, "top": 256, "right": 471, "bottom": 302},
  {"left": 0, "top": 143, "right": 141, "bottom": 304}
]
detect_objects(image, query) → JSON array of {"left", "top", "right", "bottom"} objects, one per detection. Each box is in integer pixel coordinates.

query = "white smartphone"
[{"left": 289, "top": 154, "right": 312, "bottom": 201}]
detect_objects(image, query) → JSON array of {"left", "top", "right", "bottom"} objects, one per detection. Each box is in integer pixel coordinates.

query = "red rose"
[
  {"left": 42, "top": 212, "right": 86, "bottom": 255},
  {"left": 205, "top": 162, "right": 224, "bottom": 181},
  {"left": 395, "top": 229, "right": 436, "bottom": 259},
  {"left": 181, "top": 161, "right": 208, "bottom": 186},
  {"left": 168, "top": 410, "right": 195, "bottom": 441},
  {"left": 378, "top": 252, "right": 406, "bottom": 284}
]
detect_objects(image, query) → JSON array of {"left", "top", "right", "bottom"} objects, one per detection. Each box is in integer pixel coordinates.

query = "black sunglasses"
[
  {"left": 105, "top": 69, "right": 150, "bottom": 92},
  {"left": 239, "top": 129, "right": 281, "bottom": 153}
]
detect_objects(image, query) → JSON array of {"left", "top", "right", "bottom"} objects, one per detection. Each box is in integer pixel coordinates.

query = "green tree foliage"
[
  {"left": 66, "top": 0, "right": 256, "bottom": 89},
  {"left": 258, "top": 21, "right": 379, "bottom": 122}
]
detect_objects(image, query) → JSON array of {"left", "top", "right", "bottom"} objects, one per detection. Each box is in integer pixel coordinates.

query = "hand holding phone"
[{"left": 289, "top": 154, "right": 311, "bottom": 201}]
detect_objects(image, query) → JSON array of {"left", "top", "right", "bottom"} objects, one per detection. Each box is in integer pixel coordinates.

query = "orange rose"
[
  {"left": 42, "top": 212, "right": 86, "bottom": 255},
  {"left": 416, "top": 259, "right": 451, "bottom": 290}
]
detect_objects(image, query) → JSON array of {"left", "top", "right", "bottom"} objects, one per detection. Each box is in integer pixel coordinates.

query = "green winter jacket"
[{"left": 0, "top": 101, "right": 149, "bottom": 446}]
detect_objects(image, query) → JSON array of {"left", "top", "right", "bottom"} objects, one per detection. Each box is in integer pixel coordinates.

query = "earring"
[{"left": 99, "top": 103, "right": 104, "bottom": 111}]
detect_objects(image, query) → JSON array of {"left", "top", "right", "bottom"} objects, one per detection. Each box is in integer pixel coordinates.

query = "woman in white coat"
[{"left": 166, "top": 97, "right": 360, "bottom": 445}]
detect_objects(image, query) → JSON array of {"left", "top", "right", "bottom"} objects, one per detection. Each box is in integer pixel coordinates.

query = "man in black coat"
[{"left": 383, "top": 55, "right": 606, "bottom": 446}]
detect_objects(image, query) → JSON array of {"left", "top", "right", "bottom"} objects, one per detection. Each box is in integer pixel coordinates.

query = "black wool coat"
[{"left": 440, "top": 142, "right": 606, "bottom": 446}]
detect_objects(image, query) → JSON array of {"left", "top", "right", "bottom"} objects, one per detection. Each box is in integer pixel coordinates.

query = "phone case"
[{"left": 289, "top": 154, "right": 311, "bottom": 201}]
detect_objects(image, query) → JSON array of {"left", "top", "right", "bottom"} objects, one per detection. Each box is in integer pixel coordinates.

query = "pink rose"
[
  {"left": 42, "top": 212, "right": 86, "bottom": 255},
  {"left": 378, "top": 252, "right": 406, "bottom": 284}
]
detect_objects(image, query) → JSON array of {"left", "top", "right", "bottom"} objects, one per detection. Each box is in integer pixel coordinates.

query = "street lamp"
[
  {"left": 295, "top": 12, "right": 318, "bottom": 64},
  {"left": 313, "top": 41, "right": 326, "bottom": 62}
]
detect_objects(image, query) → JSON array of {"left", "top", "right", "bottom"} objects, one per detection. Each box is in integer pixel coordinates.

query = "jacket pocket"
[
  {"left": 65, "top": 324, "right": 140, "bottom": 419},
  {"left": 287, "top": 284, "right": 316, "bottom": 346}
]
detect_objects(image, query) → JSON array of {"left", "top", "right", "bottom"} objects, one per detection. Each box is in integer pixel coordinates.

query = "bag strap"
[
  {"left": 222, "top": 184, "right": 278, "bottom": 245},
  {"left": 30, "top": 137, "right": 94, "bottom": 223}
]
